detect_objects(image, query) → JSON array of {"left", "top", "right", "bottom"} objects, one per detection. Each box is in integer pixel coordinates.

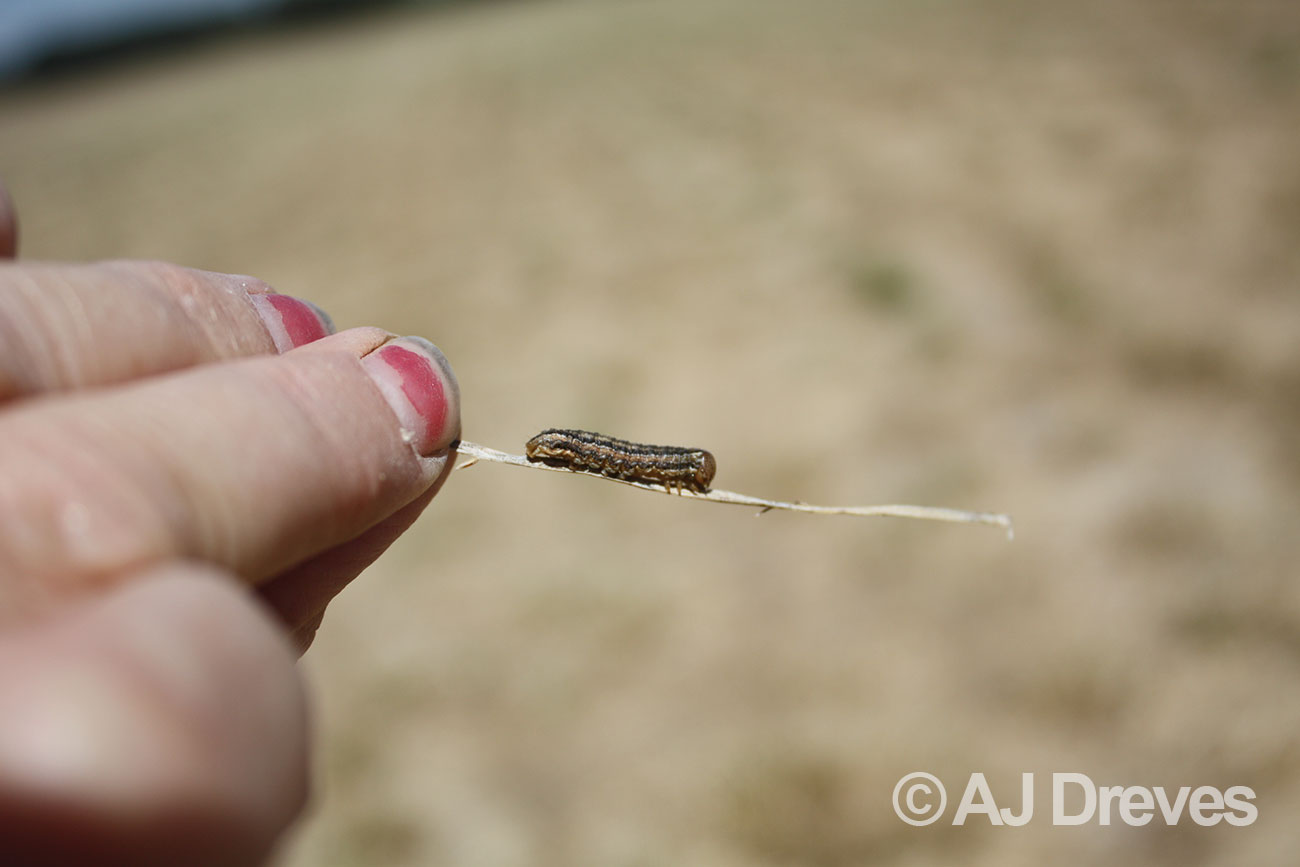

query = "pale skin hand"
[{"left": 0, "top": 188, "right": 461, "bottom": 866}]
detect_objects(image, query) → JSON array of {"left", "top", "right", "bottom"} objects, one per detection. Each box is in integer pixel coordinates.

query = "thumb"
[{"left": 0, "top": 564, "right": 309, "bottom": 867}]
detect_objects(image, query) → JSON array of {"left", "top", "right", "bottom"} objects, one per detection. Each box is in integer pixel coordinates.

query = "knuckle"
[{"left": 106, "top": 258, "right": 195, "bottom": 293}]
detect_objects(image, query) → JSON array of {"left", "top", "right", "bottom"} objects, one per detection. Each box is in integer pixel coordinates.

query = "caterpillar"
[{"left": 524, "top": 429, "right": 717, "bottom": 494}]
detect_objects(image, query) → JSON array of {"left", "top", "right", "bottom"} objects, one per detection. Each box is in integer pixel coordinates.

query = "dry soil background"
[{"left": 3, "top": 1, "right": 1300, "bottom": 864}]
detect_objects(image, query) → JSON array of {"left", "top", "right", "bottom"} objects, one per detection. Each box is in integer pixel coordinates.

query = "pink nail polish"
[
  {"left": 250, "top": 293, "right": 335, "bottom": 351},
  {"left": 361, "top": 337, "right": 460, "bottom": 456}
]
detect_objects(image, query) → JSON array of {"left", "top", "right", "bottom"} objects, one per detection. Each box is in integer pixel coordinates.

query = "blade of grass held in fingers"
[{"left": 454, "top": 440, "right": 1013, "bottom": 538}]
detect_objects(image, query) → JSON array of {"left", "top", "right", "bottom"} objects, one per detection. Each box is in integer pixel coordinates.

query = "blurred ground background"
[{"left": 3, "top": 0, "right": 1300, "bottom": 864}]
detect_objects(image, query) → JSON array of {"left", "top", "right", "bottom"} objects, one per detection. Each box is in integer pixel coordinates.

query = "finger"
[
  {"left": 0, "top": 328, "right": 461, "bottom": 618},
  {"left": 261, "top": 483, "right": 443, "bottom": 649},
  {"left": 0, "top": 260, "right": 334, "bottom": 401},
  {"left": 0, "top": 183, "right": 16, "bottom": 259},
  {"left": 0, "top": 563, "right": 308, "bottom": 867},
  {"left": 289, "top": 610, "right": 326, "bottom": 658}
]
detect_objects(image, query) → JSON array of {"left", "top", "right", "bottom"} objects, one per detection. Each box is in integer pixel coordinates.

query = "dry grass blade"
[{"left": 455, "top": 440, "right": 1014, "bottom": 538}]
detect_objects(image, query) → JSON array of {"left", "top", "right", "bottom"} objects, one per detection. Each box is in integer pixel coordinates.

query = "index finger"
[{"left": 0, "top": 327, "right": 460, "bottom": 619}]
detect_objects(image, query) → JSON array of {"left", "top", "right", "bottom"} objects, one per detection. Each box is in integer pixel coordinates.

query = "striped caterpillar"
[{"left": 524, "top": 429, "right": 717, "bottom": 493}]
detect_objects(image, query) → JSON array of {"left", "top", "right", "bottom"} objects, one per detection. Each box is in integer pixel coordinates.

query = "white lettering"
[
  {"left": 1223, "top": 786, "right": 1258, "bottom": 827},
  {"left": 1153, "top": 786, "right": 1190, "bottom": 824},
  {"left": 1053, "top": 773, "right": 1096, "bottom": 825},
  {"left": 1001, "top": 774, "right": 1034, "bottom": 826},
  {"left": 954, "top": 774, "right": 1001, "bottom": 825},
  {"left": 1189, "top": 785, "right": 1224, "bottom": 826},
  {"left": 1119, "top": 786, "right": 1154, "bottom": 826}
]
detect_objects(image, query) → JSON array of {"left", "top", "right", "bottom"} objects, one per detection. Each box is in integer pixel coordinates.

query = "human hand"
[{"left": 0, "top": 187, "right": 461, "bottom": 865}]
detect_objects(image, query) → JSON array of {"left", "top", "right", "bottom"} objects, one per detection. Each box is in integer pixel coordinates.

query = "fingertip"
[
  {"left": 289, "top": 610, "right": 325, "bottom": 657},
  {"left": 360, "top": 336, "right": 461, "bottom": 457},
  {"left": 294, "top": 328, "right": 462, "bottom": 457},
  {"left": 248, "top": 293, "right": 335, "bottom": 352}
]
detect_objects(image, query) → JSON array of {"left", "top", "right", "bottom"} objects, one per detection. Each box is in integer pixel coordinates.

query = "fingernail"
[
  {"left": 250, "top": 293, "right": 336, "bottom": 351},
  {"left": 361, "top": 336, "right": 461, "bottom": 456}
]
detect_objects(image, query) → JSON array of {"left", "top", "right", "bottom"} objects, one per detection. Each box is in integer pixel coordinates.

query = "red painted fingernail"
[
  {"left": 361, "top": 337, "right": 461, "bottom": 456},
  {"left": 250, "top": 293, "right": 335, "bottom": 351}
]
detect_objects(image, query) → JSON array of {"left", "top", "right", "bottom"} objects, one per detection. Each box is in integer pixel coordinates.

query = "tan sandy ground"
[{"left": 3, "top": 0, "right": 1300, "bottom": 864}]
